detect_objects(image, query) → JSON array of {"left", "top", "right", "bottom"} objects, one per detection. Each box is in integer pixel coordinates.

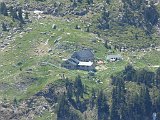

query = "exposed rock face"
[
  {"left": 0, "top": 82, "right": 66, "bottom": 120},
  {"left": 0, "top": 96, "right": 50, "bottom": 120},
  {"left": 0, "top": 103, "right": 14, "bottom": 120}
]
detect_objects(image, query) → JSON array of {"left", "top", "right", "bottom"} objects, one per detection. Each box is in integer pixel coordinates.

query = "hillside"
[{"left": 0, "top": 0, "right": 160, "bottom": 120}]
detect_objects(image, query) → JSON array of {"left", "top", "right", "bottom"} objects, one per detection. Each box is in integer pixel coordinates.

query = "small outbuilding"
[{"left": 106, "top": 54, "right": 122, "bottom": 62}]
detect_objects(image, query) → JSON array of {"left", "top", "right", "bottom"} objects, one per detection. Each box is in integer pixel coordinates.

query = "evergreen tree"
[
  {"left": 74, "top": 75, "right": 84, "bottom": 98},
  {"left": 65, "top": 78, "right": 73, "bottom": 100},
  {"left": 90, "top": 88, "right": 96, "bottom": 109},
  {"left": 136, "top": 69, "right": 155, "bottom": 86},
  {"left": 156, "top": 67, "right": 160, "bottom": 87},
  {"left": 104, "top": 40, "right": 111, "bottom": 49},
  {"left": 110, "top": 88, "right": 120, "bottom": 120},
  {"left": 72, "top": 0, "right": 77, "bottom": 8},
  {"left": 57, "top": 93, "right": 81, "bottom": 120},
  {"left": 86, "top": 26, "right": 90, "bottom": 32},
  {"left": 131, "top": 87, "right": 153, "bottom": 120},
  {"left": 0, "top": 2, "right": 8, "bottom": 16},
  {"left": 13, "top": 97, "right": 18, "bottom": 108},
  {"left": 87, "top": 0, "right": 93, "bottom": 5},
  {"left": 111, "top": 76, "right": 126, "bottom": 120},
  {"left": 2, "top": 22, "right": 7, "bottom": 31},
  {"left": 110, "top": 105, "right": 120, "bottom": 120},
  {"left": 105, "top": 0, "right": 110, "bottom": 5},
  {"left": 12, "top": 8, "right": 18, "bottom": 20},
  {"left": 144, "top": 87, "right": 152, "bottom": 119},
  {"left": 19, "top": 22, "right": 23, "bottom": 29},
  {"left": 97, "top": 90, "right": 109, "bottom": 120},
  {"left": 123, "top": 64, "right": 136, "bottom": 81},
  {"left": 155, "top": 94, "right": 160, "bottom": 112},
  {"left": 9, "top": 6, "right": 14, "bottom": 21},
  {"left": 18, "top": 7, "right": 24, "bottom": 23},
  {"left": 57, "top": 93, "right": 70, "bottom": 120},
  {"left": 121, "top": 104, "right": 130, "bottom": 120},
  {"left": 75, "top": 24, "right": 80, "bottom": 29},
  {"left": 133, "top": 94, "right": 146, "bottom": 120},
  {"left": 77, "top": 0, "right": 83, "bottom": 3},
  {"left": 144, "top": 2, "right": 159, "bottom": 26},
  {"left": 24, "top": 12, "right": 29, "bottom": 19}
]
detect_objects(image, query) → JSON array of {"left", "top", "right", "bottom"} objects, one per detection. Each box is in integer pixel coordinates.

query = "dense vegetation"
[
  {"left": 111, "top": 66, "right": 160, "bottom": 120},
  {"left": 55, "top": 66, "right": 160, "bottom": 120}
]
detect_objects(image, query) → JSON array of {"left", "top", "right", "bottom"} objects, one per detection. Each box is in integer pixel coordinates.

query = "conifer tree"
[
  {"left": 0, "top": 2, "right": 8, "bottom": 16},
  {"left": 110, "top": 88, "right": 120, "bottom": 120},
  {"left": 24, "top": 12, "right": 29, "bottom": 19},
  {"left": 123, "top": 64, "right": 136, "bottom": 81},
  {"left": 87, "top": 0, "right": 93, "bottom": 5},
  {"left": 144, "top": 87, "right": 152, "bottom": 119},
  {"left": 90, "top": 88, "right": 96, "bottom": 109},
  {"left": 18, "top": 7, "right": 24, "bottom": 23},
  {"left": 2, "top": 22, "right": 7, "bottom": 31},
  {"left": 74, "top": 75, "right": 84, "bottom": 98},
  {"left": 156, "top": 67, "right": 160, "bottom": 87},
  {"left": 57, "top": 93, "right": 70, "bottom": 120},
  {"left": 9, "top": 6, "right": 14, "bottom": 20},
  {"left": 97, "top": 90, "right": 109, "bottom": 120},
  {"left": 65, "top": 78, "right": 73, "bottom": 100}
]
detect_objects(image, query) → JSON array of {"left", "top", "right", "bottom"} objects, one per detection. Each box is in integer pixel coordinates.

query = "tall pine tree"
[{"left": 97, "top": 90, "right": 109, "bottom": 120}]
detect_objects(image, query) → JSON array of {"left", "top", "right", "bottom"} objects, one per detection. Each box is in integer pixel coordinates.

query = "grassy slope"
[
  {"left": 0, "top": 15, "right": 106, "bottom": 101},
  {"left": 0, "top": 13, "right": 159, "bottom": 102},
  {"left": 15, "top": 0, "right": 160, "bottom": 48}
]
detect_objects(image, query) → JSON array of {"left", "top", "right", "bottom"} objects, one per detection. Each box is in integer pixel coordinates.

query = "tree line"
[
  {"left": 111, "top": 65, "right": 160, "bottom": 87},
  {"left": 57, "top": 66, "right": 160, "bottom": 120},
  {"left": 57, "top": 75, "right": 110, "bottom": 120},
  {"left": 111, "top": 66, "right": 160, "bottom": 120}
]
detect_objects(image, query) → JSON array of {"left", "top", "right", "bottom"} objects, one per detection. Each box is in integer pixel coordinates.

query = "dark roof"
[
  {"left": 68, "top": 58, "right": 80, "bottom": 64},
  {"left": 66, "top": 60, "right": 77, "bottom": 66},
  {"left": 63, "top": 58, "right": 80, "bottom": 66},
  {"left": 72, "top": 49, "right": 94, "bottom": 59}
]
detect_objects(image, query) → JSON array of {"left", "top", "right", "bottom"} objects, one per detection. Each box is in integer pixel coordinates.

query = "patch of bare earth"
[
  {"left": 32, "top": 40, "right": 50, "bottom": 56},
  {"left": 96, "top": 65, "right": 107, "bottom": 71}
]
